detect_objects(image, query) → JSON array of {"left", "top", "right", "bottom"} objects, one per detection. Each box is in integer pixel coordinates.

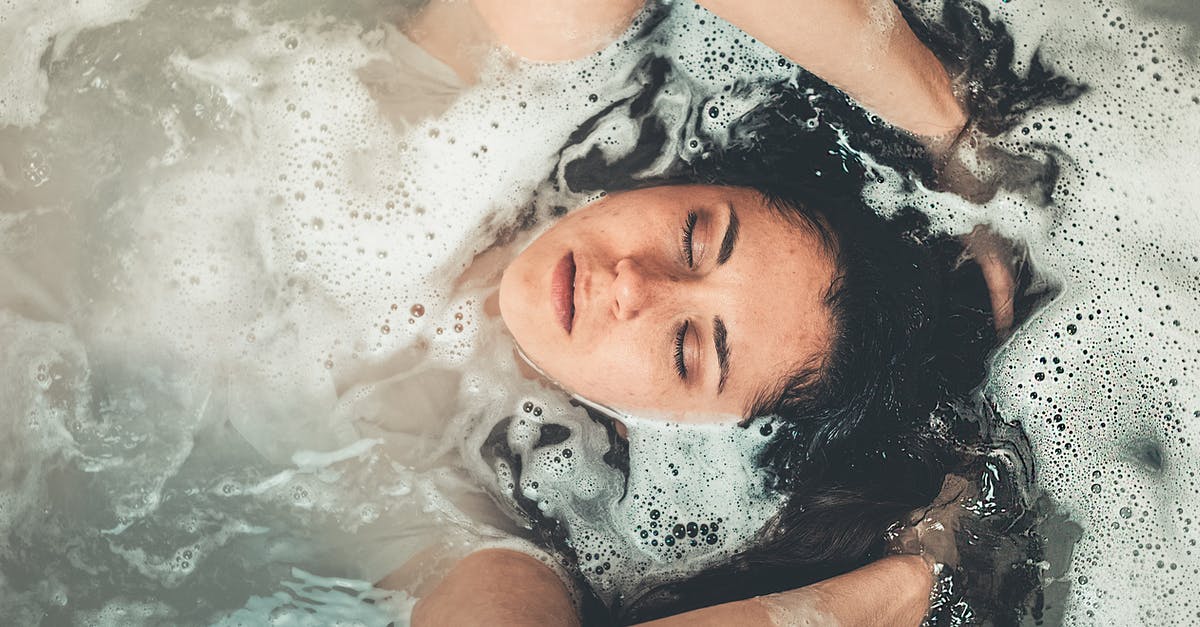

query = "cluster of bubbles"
[
  {"left": 459, "top": 363, "right": 785, "bottom": 607},
  {"left": 2, "top": 2, "right": 800, "bottom": 616},
  {"left": 2, "top": 0, "right": 1200, "bottom": 624},
  {"left": 869, "top": 0, "right": 1200, "bottom": 623}
]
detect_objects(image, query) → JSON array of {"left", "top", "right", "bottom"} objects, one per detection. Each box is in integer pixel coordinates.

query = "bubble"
[{"left": 8, "top": 0, "right": 1198, "bottom": 622}]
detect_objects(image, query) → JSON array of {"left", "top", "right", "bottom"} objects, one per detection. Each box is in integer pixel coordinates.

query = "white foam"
[
  {"left": 0, "top": 0, "right": 152, "bottom": 127},
  {"left": 2, "top": 0, "right": 1199, "bottom": 623},
  {"left": 863, "top": 1, "right": 1200, "bottom": 622}
]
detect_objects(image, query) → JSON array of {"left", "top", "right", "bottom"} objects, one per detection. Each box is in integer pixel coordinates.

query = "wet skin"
[{"left": 498, "top": 185, "right": 837, "bottom": 423}]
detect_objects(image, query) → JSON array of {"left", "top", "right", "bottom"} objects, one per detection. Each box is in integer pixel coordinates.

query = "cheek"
[
  {"left": 498, "top": 260, "right": 533, "bottom": 320},
  {"left": 558, "top": 332, "right": 652, "bottom": 405},
  {"left": 499, "top": 263, "right": 553, "bottom": 366}
]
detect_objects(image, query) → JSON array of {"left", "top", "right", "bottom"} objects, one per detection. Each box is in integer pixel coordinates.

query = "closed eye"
[
  {"left": 673, "top": 320, "right": 689, "bottom": 380},
  {"left": 681, "top": 210, "right": 698, "bottom": 268}
]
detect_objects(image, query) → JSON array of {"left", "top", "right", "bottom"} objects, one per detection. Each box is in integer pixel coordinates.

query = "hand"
[
  {"left": 885, "top": 474, "right": 972, "bottom": 572},
  {"left": 927, "top": 118, "right": 1065, "bottom": 208},
  {"left": 924, "top": 121, "right": 1006, "bottom": 204}
]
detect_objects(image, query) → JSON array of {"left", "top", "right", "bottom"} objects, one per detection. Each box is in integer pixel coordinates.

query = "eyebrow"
[
  {"left": 713, "top": 315, "right": 731, "bottom": 394},
  {"left": 716, "top": 205, "right": 740, "bottom": 265}
]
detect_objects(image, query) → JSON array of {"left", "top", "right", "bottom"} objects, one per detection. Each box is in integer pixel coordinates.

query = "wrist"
[
  {"left": 882, "top": 553, "right": 939, "bottom": 623},
  {"left": 876, "top": 554, "right": 941, "bottom": 627},
  {"left": 916, "top": 82, "right": 969, "bottom": 150},
  {"left": 892, "top": 553, "right": 938, "bottom": 592}
]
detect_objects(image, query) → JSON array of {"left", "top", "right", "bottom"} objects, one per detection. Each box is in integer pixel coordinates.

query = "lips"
[{"left": 551, "top": 251, "right": 576, "bottom": 334}]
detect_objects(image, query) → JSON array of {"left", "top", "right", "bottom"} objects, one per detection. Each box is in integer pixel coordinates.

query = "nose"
[{"left": 611, "top": 258, "right": 651, "bottom": 320}]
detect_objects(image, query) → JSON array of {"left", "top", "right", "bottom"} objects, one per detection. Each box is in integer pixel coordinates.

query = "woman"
[
  {"left": 410, "top": 164, "right": 1002, "bottom": 623},
  {"left": 362, "top": 0, "right": 1061, "bottom": 624}
]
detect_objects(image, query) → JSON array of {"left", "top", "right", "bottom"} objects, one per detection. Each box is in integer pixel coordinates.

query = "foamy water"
[
  {"left": 1, "top": 0, "right": 1198, "bottom": 624},
  {"left": 870, "top": 1, "right": 1200, "bottom": 622}
]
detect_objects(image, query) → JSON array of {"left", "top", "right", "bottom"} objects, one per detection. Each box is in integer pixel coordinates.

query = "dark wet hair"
[
  {"left": 502, "top": 1, "right": 1085, "bottom": 623},
  {"left": 603, "top": 87, "right": 992, "bottom": 622}
]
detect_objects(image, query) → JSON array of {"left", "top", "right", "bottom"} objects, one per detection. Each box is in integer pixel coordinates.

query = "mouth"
[{"left": 551, "top": 251, "right": 576, "bottom": 334}]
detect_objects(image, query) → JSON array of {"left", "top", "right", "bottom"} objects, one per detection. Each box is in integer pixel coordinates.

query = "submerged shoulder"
[
  {"left": 471, "top": 0, "right": 646, "bottom": 62},
  {"left": 411, "top": 548, "right": 580, "bottom": 627}
]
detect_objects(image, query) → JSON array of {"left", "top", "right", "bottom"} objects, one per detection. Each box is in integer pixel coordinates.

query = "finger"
[
  {"left": 979, "top": 254, "right": 1015, "bottom": 332},
  {"left": 963, "top": 227, "right": 1016, "bottom": 332}
]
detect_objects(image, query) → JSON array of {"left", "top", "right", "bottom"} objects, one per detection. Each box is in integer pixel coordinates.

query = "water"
[
  {"left": 1, "top": 0, "right": 1199, "bottom": 624},
  {"left": 882, "top": 1, "right": 1200, "bottom": 622}
]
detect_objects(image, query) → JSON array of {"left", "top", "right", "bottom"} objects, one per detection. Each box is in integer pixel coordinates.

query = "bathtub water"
[
  {"left": 0, "top": 0, "right": 800, "bottom": 623},
  {"left": 0, "top": 0, "right": 1198, "bottom": 625},
  {"left": 875, "top": 0, "right": 1200, "bottom": 623}
]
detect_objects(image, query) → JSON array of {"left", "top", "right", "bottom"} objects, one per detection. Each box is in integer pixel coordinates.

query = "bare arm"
[
  {"left": 695, "top": 0, "right": 964, "bottom": 139},
  {"left": 409, "top": 549, "right": 581, "bottom": 627},
  {"left": 468, "top": 0, "right": 964, "bottom": 139},
  {"left": 405, "top": 549, "right": 933, "bottom": 627},
  {"left": 634, "top": 554, "right": 933, "bottom": 627},
  {"left": 409, "top": 0, "right": 963, "bottom": 138},
  {"left": 403, "top": 0, "right": 644, "bottom": 82},
  {"left": 471, "top": 0, "right": 645, "bottom": 62}
]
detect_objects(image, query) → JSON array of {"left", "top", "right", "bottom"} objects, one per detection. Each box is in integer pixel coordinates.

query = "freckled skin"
[{"left": 498, "top": 185, "right": 836, "bottom": 422}]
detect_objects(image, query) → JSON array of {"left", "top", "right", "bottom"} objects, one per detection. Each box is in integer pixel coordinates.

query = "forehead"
[{"left": 716, "top": 191, "right": 836, "bottom": 414}]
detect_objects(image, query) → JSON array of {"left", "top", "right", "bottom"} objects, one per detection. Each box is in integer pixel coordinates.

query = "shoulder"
[{"left": 471, "top": 0, "right": 646, "bottom": 62}]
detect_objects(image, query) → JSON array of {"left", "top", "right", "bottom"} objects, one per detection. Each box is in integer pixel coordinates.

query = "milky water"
[
  {"left": 1, "top": 0, "right": 1198, "bottom": 625},
  {"left": 1, "top": 0, "right": 794, "bottom": 622},
  {"left": 876, "top": 1, "right": 1200, "bottom": 623}
]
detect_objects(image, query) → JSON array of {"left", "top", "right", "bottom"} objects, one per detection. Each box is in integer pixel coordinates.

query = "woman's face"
[{"left": 498, "top": 185, "right": 837, "bottom": 422}]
